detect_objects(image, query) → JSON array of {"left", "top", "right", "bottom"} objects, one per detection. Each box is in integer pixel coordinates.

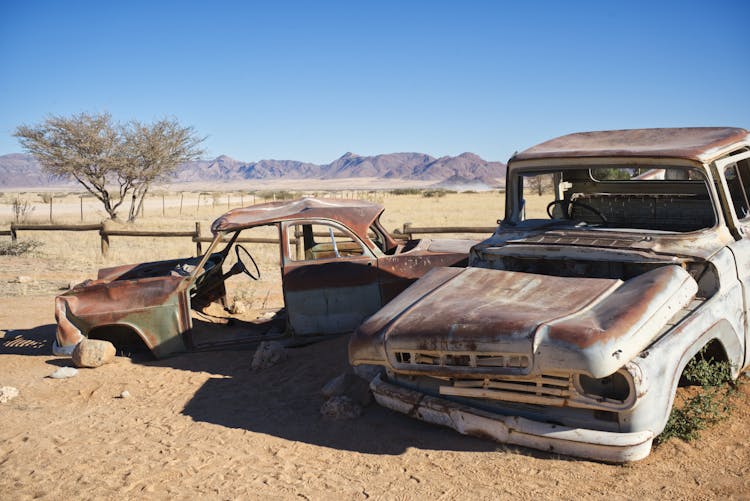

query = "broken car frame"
[{"left": 54, "top": 198, "right": 475, "bottom": 358}]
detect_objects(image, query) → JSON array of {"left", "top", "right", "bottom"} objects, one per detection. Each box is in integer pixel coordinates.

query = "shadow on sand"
[
  {"left": 0, "top": 324, "right": 504, "bottom": 456},
  {"left": 1, "top": 324, "right": 56, "bottom": 356},
  {"left": 170, "top": 335, "right": 499, "bottom": 455}
]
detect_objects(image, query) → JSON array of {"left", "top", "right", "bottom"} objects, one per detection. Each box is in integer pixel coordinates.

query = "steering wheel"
[
  {"left": 234, "top": 244, "right": 260, "bottom": 280},
  {"left": 546, "top": 199, "right": 607, "bottom": 224}
]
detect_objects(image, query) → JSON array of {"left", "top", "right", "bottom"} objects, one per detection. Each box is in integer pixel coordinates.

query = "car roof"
[
  {"left": 210, "top": 197, "right": 384, "bottom": 235},
  {"left": 512, "top": 127, "right": 750, "bottom": 164}
]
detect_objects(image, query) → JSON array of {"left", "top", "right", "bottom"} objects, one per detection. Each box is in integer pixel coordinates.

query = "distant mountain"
[
  {"left": 0, "top": 153, "right": 77, "bottom": 188},
  {"left": 0, "top": 151, "right": 506, "bottom": 188}
]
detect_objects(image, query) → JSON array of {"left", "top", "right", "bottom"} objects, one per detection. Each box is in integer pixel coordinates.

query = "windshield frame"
[{"left": 504, "top": 156, "right": 723, "bottom": 234}]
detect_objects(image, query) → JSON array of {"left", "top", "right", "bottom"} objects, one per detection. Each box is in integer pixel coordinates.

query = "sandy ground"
[
  {"left": 1, "top": 193, "right": 750, "bottom": 499},
  {"left": 1, "top": 284, "right": 750, "bottom": 499}
]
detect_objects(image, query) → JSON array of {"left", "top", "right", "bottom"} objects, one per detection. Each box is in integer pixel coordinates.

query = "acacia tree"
[
  {"left": 15, "top": 112, "right": 129, "bottom": 219},
  {"left": 122, "top": 119, "right": 204, "bottom": 222},
  {"left": 15, "top": 112, "right": 204, "bottom": 221}
]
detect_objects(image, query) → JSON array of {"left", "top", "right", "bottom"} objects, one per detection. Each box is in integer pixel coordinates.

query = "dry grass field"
[{"left": 1, "top": 189, "right": 749, "bottom": 499}]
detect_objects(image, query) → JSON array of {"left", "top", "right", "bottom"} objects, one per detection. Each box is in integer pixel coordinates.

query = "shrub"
[
  {"left": 389, "top": 188, "right": 422, "bottom": 196},
  {"left": 657, "top": 348, "right": 736, "bottom": 443},
  {"left": 422, "top": 189, "right": 447, "bottom": 198},
  {"left": 11, "top": 197, "right": 35, "bottom": 223},
  {"left": 0, "top": 240, "right": 42, "bottom": 256}
]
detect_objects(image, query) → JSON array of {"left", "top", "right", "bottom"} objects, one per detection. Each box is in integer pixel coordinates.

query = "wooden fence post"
[
  {"left": 179, "top": 193, "right": 184, "bottom": 215},
  {"left": 403, "top": 222, "right": 413, "bottom": 240},
  {"left": 100, "top": 224, "right": 110, "bottom": 257},
  {"left": 10, "top": 223, "right": 17, "bottom": 243},
  {"left": 80, "top": 196, "right": 83, "bottom": 222},
  {"left": 195, "top": 222, "right": 202, "bottom": 256},
  {"left": 295, "top": 227, "right": 304, "bottom": 260},
  {"left": 162, "top": 194, "right": 166, "bottom": 216}
]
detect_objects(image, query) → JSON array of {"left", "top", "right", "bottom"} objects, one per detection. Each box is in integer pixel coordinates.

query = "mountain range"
[{"left": 0, "top": 151, "right": 506, "bottom": 189}]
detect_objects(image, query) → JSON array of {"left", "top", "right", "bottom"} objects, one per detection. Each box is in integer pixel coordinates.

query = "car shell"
[{"left": 54, "top": 197, "right": 475, "bottom": 358}]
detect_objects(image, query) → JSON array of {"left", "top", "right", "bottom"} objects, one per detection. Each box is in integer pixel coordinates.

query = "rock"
[
  {"left": 72, "top": 339, "right": 116, "bottom": 368},
  {"left": 322, "top": 372, "right": 372, "bottom": 406},
  {"left": 353, "top": 364, "right": 384, "bottom": 383},
  {"left": 251, "top": 341, "right": 287, "bottom": 370},
  {"left": 320, "top": 396, "right": 362, "bottom": 420},
  {"left": 49, "top": 367, "right": 78, "bottom": 379},
  {"left": 0, "top": 386, "right": 19, "bottom": 403},
  {"left": 119, "top": 390, "right": 131, "bottom": 399},
  {"left": 14, "top": 275, "right": 32, "bottom": 283}
]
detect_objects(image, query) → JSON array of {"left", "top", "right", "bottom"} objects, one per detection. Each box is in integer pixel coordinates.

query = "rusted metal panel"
[
  {"left": 377, "top": 240, "right": 472, "bottom": 303},
  {"left": 513, "top": 127, "right": 750, "bottom": 163},
  {"left": 351, "top": 265, "right": 696, "bottom": 378},
  {"left": 210, "top": 197, "right": 393, "bottom": 246}
]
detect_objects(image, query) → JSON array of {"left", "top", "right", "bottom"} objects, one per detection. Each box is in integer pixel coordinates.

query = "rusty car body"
[
  {"left": 54, "top": 197, "right": 475, "bottom": 358},
  {"left": 349, "top": 127, "right": 750, "bottom": 462}
]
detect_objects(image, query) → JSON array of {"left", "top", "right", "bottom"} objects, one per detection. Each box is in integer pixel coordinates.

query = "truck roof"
[{"left": 512, "top": 127, "right": 749, "bottom": 163}]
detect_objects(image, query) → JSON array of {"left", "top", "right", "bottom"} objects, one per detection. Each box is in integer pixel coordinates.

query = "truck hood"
[{"left": 350, "top": 265, "right": 697, "bottom": 378}]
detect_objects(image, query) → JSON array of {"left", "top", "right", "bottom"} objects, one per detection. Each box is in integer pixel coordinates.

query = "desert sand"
[{"left": 1, "top": 192, "right": 749, "bottom": 499}]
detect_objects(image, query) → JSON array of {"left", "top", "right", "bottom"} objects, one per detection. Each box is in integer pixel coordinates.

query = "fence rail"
[
  {"left": 2, "top": 221, "right": 495, "bottom": 256},
  {"left": 397, "top": 222, "right": 496, "bottom": 239}
]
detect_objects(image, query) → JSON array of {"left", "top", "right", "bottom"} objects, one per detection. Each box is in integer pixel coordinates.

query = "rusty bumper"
[{"left": 370, "top": 374, "right": 654, "bottom": 463}]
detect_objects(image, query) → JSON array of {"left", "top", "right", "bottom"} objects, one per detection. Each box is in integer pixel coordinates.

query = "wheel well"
[
  {"left": 88, "top": 325, "right": 152, "bottom": 358},
  {"left": 677, "top": 338, "right": 729, "bottom": 387}
]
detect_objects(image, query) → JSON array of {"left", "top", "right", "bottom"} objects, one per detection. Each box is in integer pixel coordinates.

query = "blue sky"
[{"left": 1, "top": 0, "right": 748, "bottom": 164}]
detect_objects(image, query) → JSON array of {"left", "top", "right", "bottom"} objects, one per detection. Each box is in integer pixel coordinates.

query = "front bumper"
[{"left": 371, "top": 374, "right": 654, "bottom": 462}]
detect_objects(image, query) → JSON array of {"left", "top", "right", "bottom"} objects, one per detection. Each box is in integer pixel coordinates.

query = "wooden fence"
[{"left": 1, "top": 221, "right": 496, "bottom": 256}]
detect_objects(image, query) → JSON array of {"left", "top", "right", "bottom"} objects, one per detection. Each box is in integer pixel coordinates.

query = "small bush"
[
  {"left": 0, "top": 240, "right": 42, "bottom": 256},
  {"left": 422, "top": 189, "right": 447, "bottom": 198},
  {"left": 389, "top": 188, "right": 422, "bottom": 196},
  {"left": 658, "top": 348, "right": 736, "bottom": 443},
  {"left": 11, "top": 198, "right": 35, "bottom": 223}
]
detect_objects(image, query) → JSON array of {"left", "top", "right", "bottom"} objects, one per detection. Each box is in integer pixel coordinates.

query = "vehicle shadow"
[
  {"left": 0, "top": 324, "right": 56, "bottom": 355},
  {"left": 0, "top": 323, "right": 542, "bottom": 457},
  {"left": 169, "top": 335, "right": 500, "bottom": 455}
]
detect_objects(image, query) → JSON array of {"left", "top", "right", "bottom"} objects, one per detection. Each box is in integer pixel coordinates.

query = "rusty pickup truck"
[
  {"left": 350, "top": 127, "right": 750, "bottom": 462},
  {"left": 54, "top": 197, "right": 475, "bottom": 358}
]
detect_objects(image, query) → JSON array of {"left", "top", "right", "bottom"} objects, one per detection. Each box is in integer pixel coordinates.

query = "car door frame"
[{"left": 280, "top": 218, "right": 381, "bottom": 335}]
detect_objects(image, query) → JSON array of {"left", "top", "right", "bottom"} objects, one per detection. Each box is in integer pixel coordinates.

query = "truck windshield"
[{"left": 517, "top": 166, "right": 715, "bottom": 232}]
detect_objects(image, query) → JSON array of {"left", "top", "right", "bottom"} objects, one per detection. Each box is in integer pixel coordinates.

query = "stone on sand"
[
  {"left": 322, "top": 372, "right": 372, "bottom": 406},
  {"left": 49, "top": 367, "right": 78, "bottom": 379},
  {"left": 72, "top": 339, "right": 116, "bottom": 368},
  {"left": 251, "top": 341, "right": 287, "bottom": 370},
  {"left": 320, "top": 395, "right": 363, "bottom": 420},
  {"left": 0, "top": 386, "right": 19, "bottom": 403}
]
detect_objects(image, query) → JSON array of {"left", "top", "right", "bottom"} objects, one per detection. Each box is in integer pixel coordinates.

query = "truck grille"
[{"left": 393, "top": 351, "right": 530, "bottom": 369}]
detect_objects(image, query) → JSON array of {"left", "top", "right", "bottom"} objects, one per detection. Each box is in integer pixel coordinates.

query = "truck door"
[{"left": 714, "top": 152, "right": 750, "bottom": 366}]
